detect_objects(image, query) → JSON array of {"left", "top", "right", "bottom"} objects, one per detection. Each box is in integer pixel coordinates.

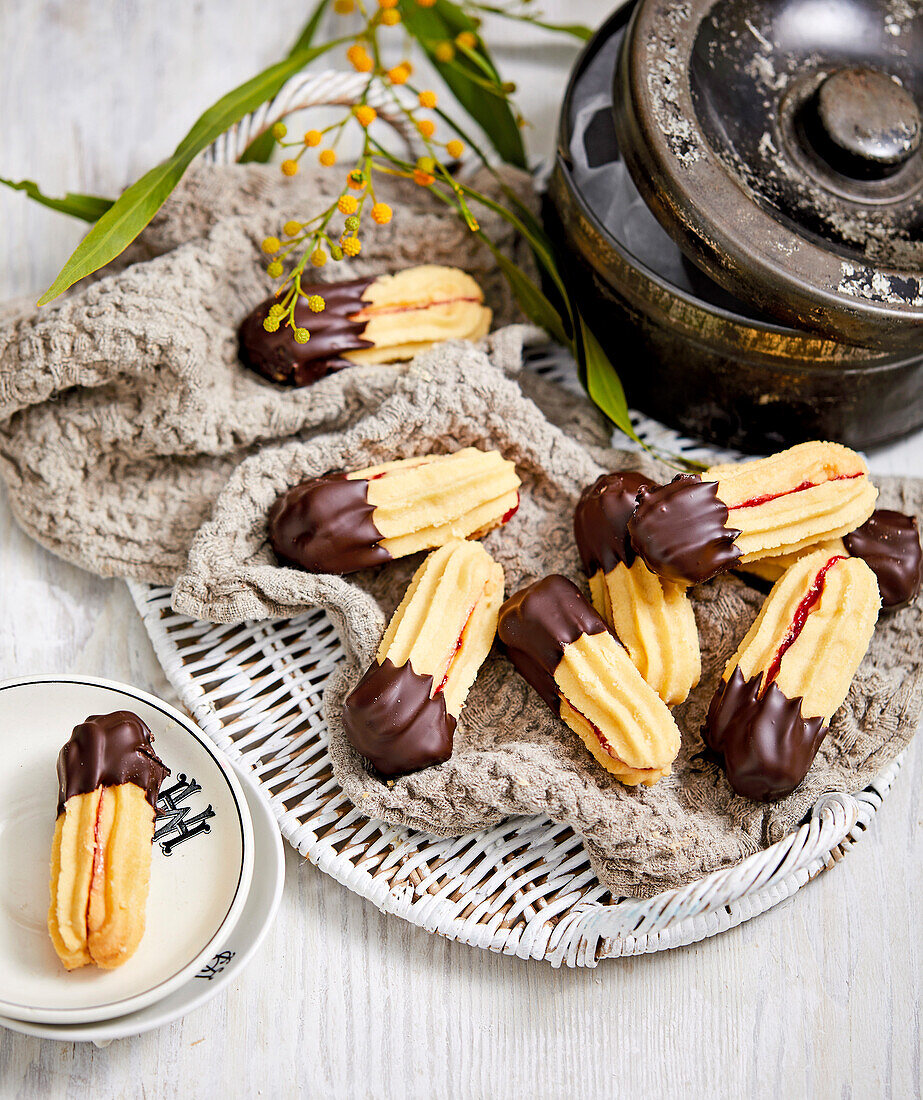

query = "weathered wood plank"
[{"left": 0, "top": 3, "right": 919, "bottom": 1097}]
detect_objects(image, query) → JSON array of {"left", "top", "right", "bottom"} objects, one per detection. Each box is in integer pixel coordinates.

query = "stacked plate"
[{"left": 0, "top": 677, "right": 284, "bottom": 1043}]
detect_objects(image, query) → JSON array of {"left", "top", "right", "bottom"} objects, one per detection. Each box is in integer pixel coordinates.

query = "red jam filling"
[
  {"left": 593, "top": 721, "right": 614, "bottom": 755},
  {"left": 728, "top": 471, "right": 863, "bottom": 511},
  {"left": 436, "top": 638, "right": 464, "bottom": 694},
  {"left": 763, "top": 555, "right": 846, "bottom": 691},
  {"left": 354, "top": 296, "right": 483, "bottom": 320},
  {"left": 86, "top": 791, "right": 105, "bottom": 935},
  {"left": 367, "top": 456, "right": 438, "bottom": 482},
  {"left": 562, "top": 697, "right": 653, "bottom": 774},
  {"left": 500, "top": 493, "right": 521, "bottom": 526},
  {"left": 435, "top": 592, "right": 483, "bottom": 694}
]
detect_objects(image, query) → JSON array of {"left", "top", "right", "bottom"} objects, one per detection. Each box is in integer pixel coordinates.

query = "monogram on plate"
[{"left": 154, "top": 773, "right": 216, "bottom": 855}]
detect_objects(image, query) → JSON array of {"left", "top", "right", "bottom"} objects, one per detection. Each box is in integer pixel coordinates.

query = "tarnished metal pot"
[{"left": 547, "top": 2, "right": 923, "bottom": 453}]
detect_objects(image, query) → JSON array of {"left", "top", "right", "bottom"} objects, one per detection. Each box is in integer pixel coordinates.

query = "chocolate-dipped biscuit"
[
  {"left": 268, "top": 449, "right": 520, "bottom": 576},
  {"left": 342, "top": 540, "right": 504, "bottom": 776},
  {"left": 628, "top": 442, "right": 878, "bottom": 586},
  {"left": 498, "top": 575, "right": 681, "bottom": 786},
  {"left": 704, "top": 550, "right": 879, "bottom": 800},
  {"left": 844, "top": 509, "right": 922, "bottom": 609},
  {"left": 498, "top": 574, "right": 608, "bottom": 712},
  {"left": 342, "top": 659, "right": 457, "bottom": 776},
  {"left": 239, "top": 265, "right": 492, "bottom": 387},
  {"left": 269, "top": 473, "right": 392, "bottom": 575},
  {"left": 575, "top": 472, "right": 702, "bottom": 707},
  {"left": 573, "top": 471, "right": 654, "bottom": 575},
  {"left": 628, "top": 475, "right": 741, "bottom": 585},
  {"left": 49, "top": 712, "right": 169, "bottom": 971},
  {"left": 57, "top": 710, "right": 170, "bottom": 816},
  {"left": 704, "top": 669, "right": 825, "bottom": 801},
  {"left": 239, "top": 277, "right": 375, "bottom": 387}
]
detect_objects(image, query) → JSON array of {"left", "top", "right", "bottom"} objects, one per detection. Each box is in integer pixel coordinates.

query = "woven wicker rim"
[{"left": 126, "top": 69, "right": 907, "bottom": 967}]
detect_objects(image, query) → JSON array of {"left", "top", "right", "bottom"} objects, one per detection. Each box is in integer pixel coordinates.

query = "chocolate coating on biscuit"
[
  {"left": 574, "top": 471, "right": 655, "bottom": 575},
  {"left": 269, "top": 473, "right": 392, "bottom": 575},
  {"left": 239, "top": 276, "right": 375, "bottom": 387},
  {"left": 844, "top": 509, "right": 922, "bottom": 609},
  {"left": 704, "top": 668, "right": 825, "bottom": 801},
  {"left": 342, "top": 658, "right": 456, "bottom": 776},
  {"left": 497, "top": 575, "right": 608, "bottom": 713},
  {"left": 57, "top": 711, "right": 170, "bottom": 817},
  {"left": 628, "top": 474, "right": 741, "bottom": 585}
]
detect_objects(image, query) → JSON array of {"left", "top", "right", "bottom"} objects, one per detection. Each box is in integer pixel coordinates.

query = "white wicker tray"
[
  {"left": 126, "top": 70, "right": 906, "bottom": 967},
  {"left": 128, "top": 567, "right": 902, "bottom": 968}
]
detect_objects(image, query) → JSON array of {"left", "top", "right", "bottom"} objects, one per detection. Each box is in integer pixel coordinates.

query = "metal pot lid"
[{"left": 612, "top": 0, "right": 923, "bottom": 351}]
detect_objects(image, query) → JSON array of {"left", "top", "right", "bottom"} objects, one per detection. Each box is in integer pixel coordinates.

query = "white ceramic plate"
[
  {"left": 0, "top": 763, "right": 283, "bottom": 1043},
  {"left": 0, "top": 677, "right": 254, "bottom": 1024}
]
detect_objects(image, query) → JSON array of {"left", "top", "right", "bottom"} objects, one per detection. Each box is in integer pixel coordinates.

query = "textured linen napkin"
[
  {"left": 0, "top": 162, "right": 530, "bottom": 581},
  {"left": 172, "top": 343, "right": 923, "bottom": 898}
]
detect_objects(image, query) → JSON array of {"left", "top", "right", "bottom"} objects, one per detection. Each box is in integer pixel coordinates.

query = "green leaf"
[
  {"left": 444, "top": 56, "right": 510, "bottom": 97},
  {"left": 426, "top": 100, "right": 552, "bottom": 256},
  {"left": 534, "top": 20, "right": 592, "bottom": 40},
  {"left": 0, "top": 177, "right": 114, "bottom": 222},
  {"left": 38, "top": 39, "right": 339, "bottom": 306},
  {"left": 480, "top": 235, "right": 569, "bottom": 345},
  {"left": 454, "top": 178, "right": 573, "bottom": 338},
  {"left": 469, "top": 5, "right": 592, "bottom": 40},
  {"left": 428, "top": 0, "right": 484, "bottom": 40},
  {"left": 511, "top": 17, "right": 591, "bottom": 40},
  {"left": 236, "top": 128, "right": 277, "bottom": 166},
  {"left": 399, "top": 0, "right": 527, "bottom": 168},
  {"left": 451, "top": 42, "right": 504, "bottom": 84},
  {"left": 287, "top": 0, "right": 334, "bottom": 53},
  {"left": 579, "top": 314, "right": 640, "bottom": 444},
  {"left": 239, "top": 0, "right": 333, "bottom": 164}
]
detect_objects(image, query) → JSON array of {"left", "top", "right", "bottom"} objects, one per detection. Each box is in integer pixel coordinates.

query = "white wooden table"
[{"left": 1, "top": 3, "right": 920, "bottom": 1097}]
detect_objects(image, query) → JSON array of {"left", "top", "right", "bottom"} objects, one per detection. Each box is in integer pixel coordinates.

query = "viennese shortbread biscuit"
[
  {"left": 341, "top": 266, "right": 492, "bottom": 365},
  {"left": 574, "top": 471, "right": 700, "bottom": 706},
  {"left": 737, "top": 509, "right": 921, "bottom": 610},
  {"left": 342, "top": 539, "right": 504, "bottom": 775},
  {"left": 239, "top": 265, "right": 491, "bottom": 386},
  {"left": 498, "top": 575, "right": 681, "bottom": 786},
  {"left": 705, "top": 550, "right": 880, "bottom": 801},
  {"left": 269, "top": 448, "right": 521, "bottom": 574},
  {"left": 843, "top": 509, "right": 921, "bottom": 608},
  {"left": 49, "top": 712, "right": 169, "bottom": 970},
  {"left": 628, "top": 442, "right": 878, "bottom": 585},
  {"left": 735, "top": 540, "right": 846, "bottom": 584}
]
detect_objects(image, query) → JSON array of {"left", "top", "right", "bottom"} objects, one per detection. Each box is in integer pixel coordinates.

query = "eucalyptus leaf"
[
  {"left": 38, "top": 39, "right": 339, "bottom": 305},
  {"left": 456, "top": 179, "right": 573, "bottom": 338},
  {"left": 509, "top": 17, "right": 591, "bottom": 40},
  {"left": 579, "top": 314, "right": 640, "bottom": 443},
  {"left": 451, "top": 42, "right": 505, "bottom": 84},
  {"left": 398, "top": 159, "right": 570, "bottom": 345},
  {"left": 239, "top": 0, "right": 333, "bottom": 164},
  {"left": 481, "top": 238, "right": 570, "bottom": 346},
  {"left": 399, "top": 0, "right": 527, "bottom": 168},
  {"left": 469, "top": 5, "right": 592, "bottom": 40},
  {"left": 0, "top": 178, "right": 113, "bottom": 222}
]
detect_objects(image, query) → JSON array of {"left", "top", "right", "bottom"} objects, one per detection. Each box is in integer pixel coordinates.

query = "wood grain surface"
[{"left": 0, "top": 3, "right": 920, "bottom": 1097}]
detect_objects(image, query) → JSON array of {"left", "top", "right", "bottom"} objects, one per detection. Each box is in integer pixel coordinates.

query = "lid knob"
[{"left": 806, "top": 67, "right": 921, "bottom": 180}]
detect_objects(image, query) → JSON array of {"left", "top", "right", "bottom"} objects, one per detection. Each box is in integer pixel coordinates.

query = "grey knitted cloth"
[
  {"left": 0, "top": 162, "right": 530, "bottom": 581},
  {"left": 172, "top": 343, "right": 923, "bottom": 898},
  {"left": 1, "top": 162, "right": 920, "bottom": 897}
]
